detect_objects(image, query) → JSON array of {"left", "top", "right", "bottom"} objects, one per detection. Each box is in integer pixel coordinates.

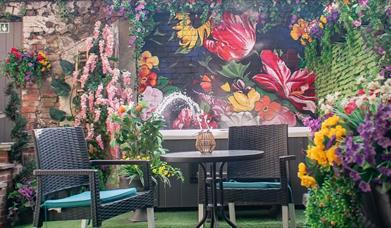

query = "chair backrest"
[
  {"left": 227, "top": 125, "right": 288, "bottom": 180},
  {"left": 33, "top": 127, "right": 91, "bottom": 196}
]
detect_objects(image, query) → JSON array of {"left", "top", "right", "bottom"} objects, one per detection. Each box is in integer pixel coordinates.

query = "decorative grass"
[{"left": 16, "top": 209, "right": 305, "bottom": 228}]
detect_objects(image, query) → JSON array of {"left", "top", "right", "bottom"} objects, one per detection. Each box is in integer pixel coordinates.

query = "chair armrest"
[
  {"left": 33, "top": 168, "right": 101, "bottom": 216},
  {"left": 34, "top": 169, "right": 98, "bottom": 176},
  {"left": 90, "top": 160, "right": 153, "bottom": 191},
  {"left": 279, "top": 155, "right": 296, "bottom": 162},
  {"left": 90, "top": 159, "right": 150, "bottom": 166}
]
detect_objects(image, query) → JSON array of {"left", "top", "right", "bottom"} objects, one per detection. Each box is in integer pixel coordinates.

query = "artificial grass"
[{"left": 16, "top": 209, "right": 305, "bottom": 228}]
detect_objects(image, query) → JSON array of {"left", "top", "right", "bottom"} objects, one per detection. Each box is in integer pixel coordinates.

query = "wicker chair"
[
  {"left": 32, "top": 127, "right": 155, "bottom": 228},
  {"left": 198, "top": 125, "right": 296, "bottom": 228}
]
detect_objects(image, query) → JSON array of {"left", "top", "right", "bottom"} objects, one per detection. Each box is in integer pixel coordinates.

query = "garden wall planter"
[{"left": 361, "top": 187, "right": 391, "bottom": 228}]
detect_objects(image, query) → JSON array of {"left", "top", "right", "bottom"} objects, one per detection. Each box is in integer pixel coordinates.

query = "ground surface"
[{"left": 16, "top": 209, "right": 305, "bottom": 227}]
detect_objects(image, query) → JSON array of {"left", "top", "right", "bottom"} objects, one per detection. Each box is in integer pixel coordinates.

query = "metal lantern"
[{"left": 195, "top": 130, "right": 216, "bottom": 153}]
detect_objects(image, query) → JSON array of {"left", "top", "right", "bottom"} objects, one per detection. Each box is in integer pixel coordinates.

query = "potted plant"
[{"left": 111, "top": 103, "right": 183, "bottom": 222}]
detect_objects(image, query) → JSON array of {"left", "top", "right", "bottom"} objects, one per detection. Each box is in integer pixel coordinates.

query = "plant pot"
[
  {"left": 119, "top": 176, "right": 156, "bottom": 223},
  {"left": 360, "top": 186, "right": 391, "bottom": 228}
]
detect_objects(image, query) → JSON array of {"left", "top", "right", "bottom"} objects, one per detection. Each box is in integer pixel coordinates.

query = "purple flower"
[
  {"left": 375, "top": 46, "right": 386, "bottom": 56},
  {"left": 326, "top": 135, "right": 336, "bottom": 150},
  {"left": 386, "top": 7, "right": 391, "bottom": 19},
  {"left": 349, "top": 171, "right": 361, "bottom": 181},
  {"left": 303, "top": 117, "right": 321, "bottom": 133},
  {"left": 310, "top": 25, "right": 324, "bottom": 39},
  {"left": 379, "top": 167, "right": 391, "bottom": 177},
  {"left": 359, "top": 181, "right": 371, "bottom": 192},
  {"left": 327, "top": 11, "right": 340, "bottom": 24}
]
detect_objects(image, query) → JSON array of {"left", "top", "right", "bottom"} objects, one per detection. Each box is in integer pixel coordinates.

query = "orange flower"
[
  {"left": 200, "top": 74, "right": 213, "bottom": 93},
  {"left": 343, "top": 0, "right": 350, "bottom": 4},
  {"left": 255, "top": 96, "right": 282, "bottom": 121},
  {"left": 138, "top": 51, "right": 159, "bottom": 69},
  {"left": 118, "top": 105, "right": 126, "bottom": 114},
  {"left": 135, "top": 104, "right": 143, "bottom": 113},
  {"left": 138, "top": 65, "right": 158, "bottom": 93}
]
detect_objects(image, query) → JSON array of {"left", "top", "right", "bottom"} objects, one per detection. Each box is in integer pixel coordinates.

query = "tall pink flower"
[
  {"left": 204, "top": 11, "right": 257, "bottom": 61},
  {"left": 93, "top": 21, "right": 101, "bottom": 39},
  {"left": 252, "top": 50, "right": 316, "bottom": 113},
  {"left": 103, "top": 25, "right": 114, "bottom": 57},
  {"left": 96, "top": 135, "right": 104, "bottom": 150}
]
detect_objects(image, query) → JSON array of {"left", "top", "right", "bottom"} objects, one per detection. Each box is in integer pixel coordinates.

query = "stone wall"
[{"left": 2, "top": 0, "right": 113, "bottom": 130}]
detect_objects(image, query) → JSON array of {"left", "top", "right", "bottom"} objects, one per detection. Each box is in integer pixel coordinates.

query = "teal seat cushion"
[
  {"left": 222, "top": 181, "right": 281, "bottom": 189},
  {"left": 42, "top": 188, "right": 137, "bottom": 209}
]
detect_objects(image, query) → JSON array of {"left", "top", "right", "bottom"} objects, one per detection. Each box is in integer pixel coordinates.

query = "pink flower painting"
[
  {"left": 252, "top": 50, "right": 317, "bottom": 113},
  {"left": 204, "top": 12, "right": 257, "bottom": 62}
]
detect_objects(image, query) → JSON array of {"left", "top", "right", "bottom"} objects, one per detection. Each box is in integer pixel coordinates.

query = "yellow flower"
[
  {"left": 320, "top": 15, "right": 327, "bottom": 24},
  {"left": 297, "top": 162, "right": 307, "bottom": 178},
  {"left": 138, "top": 51, "right": 159, "bottom": 69},
  {"left": 326, "top": 145, "right": 341, "bottom": 165},
  {"left": 300, "top": 175, "right": 317, "bottom": 188},
  {"left": 314, "top": 131, "right": 325, "bottom": 146},
  {"left": 173, "top": 13, "right": 211, "bottom": 50},
  {"left": 321, "top": 115, "right": 340, "bottom": 128},
  {"left": 220, "top": 82, "right": 231, "bottom": 92},
  {"left": 228, "top": 89, "right": 260, "bottom": 112},
  {"left": 335, "top": 125, "right": 346, "bottom": 139}
]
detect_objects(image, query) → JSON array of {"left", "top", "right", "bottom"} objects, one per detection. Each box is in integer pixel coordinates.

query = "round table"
[{"left": 161, "top": 150, "right": 264, "bottom": 228}]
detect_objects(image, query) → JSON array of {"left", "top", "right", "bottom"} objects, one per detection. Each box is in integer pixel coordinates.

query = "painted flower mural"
[
  {"left": 204, "top": 11, "right": 257, "bottom": 61},
  {"left": 173, "top": 13, "right": 211, "bottom": 50},
  {"left": 253, "top": 50, "right": 317, "bottom": 113},
  {"left": 139, "top": 11, "right": 316, "bottom": 129}
]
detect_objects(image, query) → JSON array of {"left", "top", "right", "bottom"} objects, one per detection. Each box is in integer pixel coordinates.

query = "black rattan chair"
[
  {"left": 198, "top": 125, "right": 296, "bottom": 228},
  {"left": 32, "top": 127, "right": 155, "bottom": 228}
]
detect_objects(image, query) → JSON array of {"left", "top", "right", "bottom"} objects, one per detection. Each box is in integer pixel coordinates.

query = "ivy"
[{"left": 49, "top": 108, "right": 67, "bottom": 121}]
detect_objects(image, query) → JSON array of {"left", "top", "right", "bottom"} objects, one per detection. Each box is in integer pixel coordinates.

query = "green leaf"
[
  {"left": 60, "top": 59, "right": 74, "bottom": 75},
  {"left": 162, "top": 85, "right": 179, "bottom": 95},
  {"left": 49, "top": 108, "right": 66, "bottom": 121},
  {"left": 217, "top": 61, "right": 250, "bottom": 79},
  {"left": 51, "top": 79, "right": 71, "bottom": 97},
  {"left": 158, "top": 76, "right": 169, "bottom": 88}
]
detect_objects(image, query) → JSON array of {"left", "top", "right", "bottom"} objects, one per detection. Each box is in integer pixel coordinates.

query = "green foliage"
[
  {"left": 157, "top": 76, "right": 180, "bottom": 95},
  {"left": 4, "top": 83, "right": 28, "bottom": 162},
  {"left": 305, "top": 177, "right": 362, "bottom": 228},
  {"left": 59, "top": 59, "right": 74, "bottom": 75},
  {"left": 217, "top": 61, "right": 250, "bottom": 80},
  {"left": 112, "top": 106, "right": 183, "bottom": 186},
  {"left": 51, "top": 78, "right": 71, "bottom": 97},
  {"left": 49, "top": 108, "right": 67, "bottom": 121},
  {"left": 7, "top": 162, "right": 36, "bottom": 226}
]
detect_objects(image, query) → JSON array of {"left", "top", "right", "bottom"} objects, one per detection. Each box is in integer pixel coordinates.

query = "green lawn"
[{"left": 16, "top": 209, "right": 305, "bottom": 227}]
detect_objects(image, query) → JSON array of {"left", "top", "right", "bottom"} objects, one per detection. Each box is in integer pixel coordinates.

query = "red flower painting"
[
  {"left": 254, "top": 96, "right": 297, "bottom": 126},
  {"left": 252, "top": 50, "right": 316, "bottom": 113},
  {"left": 204, "top": 12, "right": 257, "bottom": 62}
]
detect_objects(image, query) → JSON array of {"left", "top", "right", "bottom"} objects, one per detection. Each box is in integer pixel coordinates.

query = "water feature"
[{"left": 156, "top": 92, "right": 206, "bottom": 129}]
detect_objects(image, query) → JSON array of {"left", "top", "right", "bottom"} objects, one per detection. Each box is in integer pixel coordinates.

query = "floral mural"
[{"left": 138, "top": 11, "right": 317, "bottom": 129}]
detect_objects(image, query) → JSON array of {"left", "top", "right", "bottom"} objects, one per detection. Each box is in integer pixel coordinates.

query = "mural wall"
[{"left": 138, "top": 12, "right": 317, "bottom": 129}]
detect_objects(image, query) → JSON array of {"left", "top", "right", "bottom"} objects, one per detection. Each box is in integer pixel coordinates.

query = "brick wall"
[{"left": 0, "top": 144, "right": 15, "bottom": 227}]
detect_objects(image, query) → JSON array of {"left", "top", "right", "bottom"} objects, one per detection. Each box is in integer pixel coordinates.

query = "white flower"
[{"left": 220, "top": 112, "right": 259, "bottom": 127}]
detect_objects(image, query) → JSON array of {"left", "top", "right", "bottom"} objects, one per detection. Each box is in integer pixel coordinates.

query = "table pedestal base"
[{"left": 196, "top": 162, "right": 237, "bottom": 228}]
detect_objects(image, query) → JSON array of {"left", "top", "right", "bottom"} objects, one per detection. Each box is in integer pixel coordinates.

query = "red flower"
[
  {"left": 252, "top": 50, "right": 317, "bottom": 113},
  {"left": 344, "top": 101, "right": 357, "bottom": 114},
  {"left": 203, "top": 12, "right": 257, "bottom": 61},
  {"left": 172, "top": 108, "right": 193, "bottom": 129},
  {"left": 10, "top": 48, "right": 22, "bottom": 60},
  {"left": 138, "top": 65, "right": 158, "bottom": 93},
  {"left": 194, "top": 113, "right": 218, "bottom": 129},
  {"left": 357, "top": 89, "right": 365, "bottom": 96}
]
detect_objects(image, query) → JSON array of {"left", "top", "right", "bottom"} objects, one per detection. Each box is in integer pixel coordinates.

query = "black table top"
[{"left": 160, "top": 150, "right": 264, "bottom": 163}]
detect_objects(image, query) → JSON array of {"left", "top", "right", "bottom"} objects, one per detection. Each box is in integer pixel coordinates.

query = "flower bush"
[
  {"left": 2, "top": 48, "right": 50, "bottom": 86},
  {"left": 111, "top": 104, "right": 183, "bottom": 186}
]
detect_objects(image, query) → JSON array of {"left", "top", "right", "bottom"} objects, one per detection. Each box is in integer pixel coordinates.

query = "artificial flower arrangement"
[
  {"left": 299, "top": 74, "right": 390, "bottom": 226},
  {"left": 111, "top": 104, "right": 183, "bottom": 186},
  {"left": 2, "top": 48, "right": 50, "bottom": 86}
]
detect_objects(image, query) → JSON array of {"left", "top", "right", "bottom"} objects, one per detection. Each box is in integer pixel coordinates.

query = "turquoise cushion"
[
  {"left": 222, "top": 181, "right": 281, "bottom": 189},
  {"left": 42, "top": 188, "right": 137, "bottom": 209}
]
